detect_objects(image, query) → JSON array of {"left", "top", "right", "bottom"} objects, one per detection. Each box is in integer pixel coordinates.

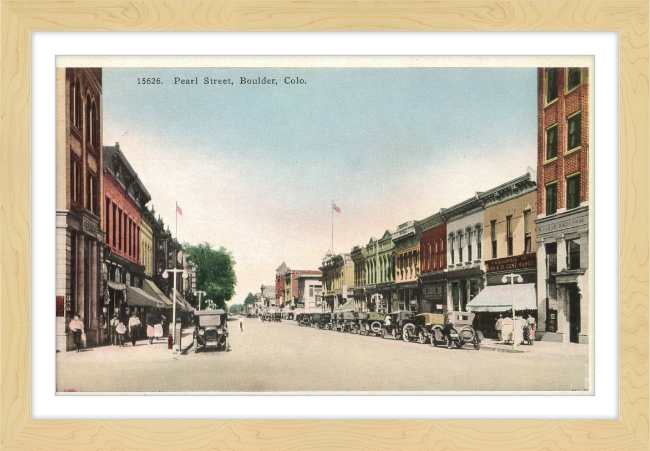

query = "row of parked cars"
[{"left": 294, "top": 310, "right": 483, "bottom": 350}]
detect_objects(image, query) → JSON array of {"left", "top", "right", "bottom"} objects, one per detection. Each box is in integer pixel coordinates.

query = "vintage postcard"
[{"left": 55, "top": 56, "right": 593, "bottom": 394}]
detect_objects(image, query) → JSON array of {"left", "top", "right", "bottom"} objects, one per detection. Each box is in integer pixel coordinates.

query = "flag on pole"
[
  {"left": 332, "top": 202, "right": 341, "bottom": 213},
  {"left": 177, "top": 204, "right": 183, "bottom": 216}
]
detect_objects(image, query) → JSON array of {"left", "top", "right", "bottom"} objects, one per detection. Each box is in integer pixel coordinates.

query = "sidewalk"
[{"left": 481, "top": 338, "right": 588, "bottom": 356}]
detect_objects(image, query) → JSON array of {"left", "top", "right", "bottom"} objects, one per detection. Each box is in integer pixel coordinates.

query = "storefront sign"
[
  {"left": 485, "top": 253, "right": 536, "bottom": 272},
  {"left": 537, "top": 215, "right": 587, "bottom": 235}
]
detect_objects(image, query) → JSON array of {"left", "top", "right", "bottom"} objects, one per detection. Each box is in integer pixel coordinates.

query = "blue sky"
[{"left": 103, "top": 67, "right": 537, "bottom": 304}]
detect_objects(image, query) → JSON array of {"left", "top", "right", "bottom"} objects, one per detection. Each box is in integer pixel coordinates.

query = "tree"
[
  {"left": 244, "top": 292, "right": 257, "bottom": 307},
  {"left": 184, "top": 242, "right": 236, "bottom": 311},
  {"left": 229, "top": 304, "right": 244, "bottom": 314}
]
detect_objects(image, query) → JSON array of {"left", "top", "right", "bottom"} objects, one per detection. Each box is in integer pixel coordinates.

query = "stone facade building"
[
  {"left": 417, "top": 213, "right": 447, "bottom": 314},
  {"left": 296, "top": 274, "right": 323, "bottom": 313},
  {"left": 393, "top": 220, "right": 420, "bottom": 312},
  {"left": 350, "top": 245, "right": 368, "bottom": 311},
  {"left": 535, "top": 67, "right": 590, "bottom": 344},
  {"left": 140, "top": 206, "right": 155, "bottom": 278},
  {"left": 56, "top": 67, "right": 104, "bottom": 350},
  {"left": 363, "top": 232, "right": 395, "bottom": 313},
  {"left": 320, "top": 252, "right": 354, "bottom": 312}
]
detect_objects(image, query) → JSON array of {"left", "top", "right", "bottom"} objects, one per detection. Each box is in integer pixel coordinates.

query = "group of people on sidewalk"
[
  {"left": 494, "top": 311, "right": 536, "bottom": 344},
  {"left": 68, "top": 309, "right": 167, "bottom": 351}
]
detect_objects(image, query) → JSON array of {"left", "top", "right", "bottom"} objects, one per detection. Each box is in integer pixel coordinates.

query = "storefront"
[
  {"left": 396, "top": 281, "right": 419, "bottom": 312},
  {"left": 419, "top": 271, "right": 447, "bottom": 314}
]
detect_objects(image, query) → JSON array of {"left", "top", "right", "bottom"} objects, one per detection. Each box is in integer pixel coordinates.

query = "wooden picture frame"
[{"left": 1, "top": 2, "right": 647, "bottom": 450}]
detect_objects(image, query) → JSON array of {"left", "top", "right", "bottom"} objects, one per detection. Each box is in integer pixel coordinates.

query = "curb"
[{"left": 480, "top": 345, "right": 525, "bottom": 354}]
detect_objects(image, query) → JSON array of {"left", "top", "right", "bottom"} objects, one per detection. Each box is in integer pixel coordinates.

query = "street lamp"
[
  {"left": 196, "top": 290, "right": 206, "bottom": 311},
  {"left": 163, "top": 267, "right": 188, "bottom": 348},
  {"left": 502, "top": 273, "right": 523, "bottom": 348}
]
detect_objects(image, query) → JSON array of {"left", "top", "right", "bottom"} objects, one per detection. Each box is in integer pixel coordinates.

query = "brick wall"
[
  {"left": 420, "top": 223, "right": 447, "bottom": 274},
  {"left": 104, "top": 171, "right": 141, "bottom": 265}
]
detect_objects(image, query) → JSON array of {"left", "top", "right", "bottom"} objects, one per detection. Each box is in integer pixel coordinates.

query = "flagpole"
[
  {"left": 331, "top": 200, "right": 334, "bottom": 254},
  {"left": 175, "top": 201, "right": 178, "bottom": 242}
]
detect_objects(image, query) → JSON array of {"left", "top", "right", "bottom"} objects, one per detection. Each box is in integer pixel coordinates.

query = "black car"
[{"left": 192, "top": 309, "right": 229, "bottom": 352}]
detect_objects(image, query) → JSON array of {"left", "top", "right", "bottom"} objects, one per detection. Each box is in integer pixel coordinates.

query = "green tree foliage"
[
  {"left": 244, "top": 292, "right": 258, "bottom": 306},
  {"left": 184, "top": 242, "right": 236, "bottom": 311},
  {"left": 229, "top": 304, "right": 244, "bottom": 314}
]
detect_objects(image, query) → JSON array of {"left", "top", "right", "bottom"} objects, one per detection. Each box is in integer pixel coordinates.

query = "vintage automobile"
[
  {"left": 359, "top": 312, "right": 386, "bottom": 336},
  {"left": 192, "top": 309, "right": 229, "bottom": 352},
  {"left": 381, "top": 310, "right": 414, "bottom": 339},
  {"left": 317, "top": 313, "right": 333, "bottom": 330},
  {"left": 311, "top": 313, "right": 323, "bottom": 328},
  {"left": 341, "top": 311, "right": 357, "bottom": 333},
  {"left": 402, "top": 313, "right": 446, "bottom": 344},
  {"left": 430, "top": 311, "right": 483, "bottom": 350},
  {"left": 273, "top": 312, "right": 283, "bottom": 322}
]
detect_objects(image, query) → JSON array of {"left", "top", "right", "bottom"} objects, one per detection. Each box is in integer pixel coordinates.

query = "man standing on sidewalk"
[{"left": 128, "top": 310, "right": 141, "bottom": 346}]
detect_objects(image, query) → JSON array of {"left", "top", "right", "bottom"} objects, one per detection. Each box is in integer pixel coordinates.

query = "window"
[
  {"left": 546, "top": 68, "right": 558, "bottom": 103},
  {"left": 70, "top": 157, "right": 82, "bottom": 206},
  {"left": 506, "top": 216, "right": 513, "bottom": 256},
  {"left": 458, "top": 233, "right": 463, "bottom": 263},
  {"left": 546, "top": 125, "right": 558, "bottom": 160},
  {"left": 466, "top": 228, "right": 472, "bottom": 261},
  {"left": 86, "top": 173, "right": 98, "bottom": 215},
  {"left": 567, "top": 239, "right": 581, "bottom": 270},
  {"left": 118, "top": 209, "right": 122, "bottom": 251},
  {"left": 490, "top": 220, "right": 497, "bottom": 258},
  {"left": 450, "top": 236, "right": 455, "bottom": 264},
  {"left": 546, "top": 183, "right": 557, "bottom": 215},
  {"left": 309, "top": 287, "right": 313, "bottom": 297},
  {"left": 567, "top": 112, "right": 582, "bottom": 151},
  {"left": 86, "top": 93, "right": 92, "bottom": 145},
  {"left": 567, "top": 173, "right": 581, "bottom": 210},
  {"left": 105, "top": 197, "right": 110, "bottom": 243},
  {"left": 112, "top": 204, "right": 117, "bottom": 247},
  {"left": 524, "top": 210, "right": 532, "bottom": 253},
  {"left": 567, "top": 68, "right": 581, "bottom": 91},
  {"left": 476, "top": 226, "right": 482, "bottom": 259}
]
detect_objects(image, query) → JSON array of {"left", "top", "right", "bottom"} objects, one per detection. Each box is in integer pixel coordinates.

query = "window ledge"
[
  {"left": 544, "top": 98, "right": 558, "bottom": 108},
  {"left": 565, "top": 146, "right": 582, "bottom": 156},
  {"left": 543, "top": 156, "right": 558, "bottom": 165},
  {"left": 565, "top": 84, "right": 582, "bottom": 95}
]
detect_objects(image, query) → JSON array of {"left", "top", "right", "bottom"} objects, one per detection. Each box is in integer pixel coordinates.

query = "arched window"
[{"left": 86, "top": 93, "right": 92, "bottom": 145}]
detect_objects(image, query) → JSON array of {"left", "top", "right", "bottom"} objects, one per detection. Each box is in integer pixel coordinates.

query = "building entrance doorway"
[{"left": 568, "top": 284, "right": 581, "bottom": 343}]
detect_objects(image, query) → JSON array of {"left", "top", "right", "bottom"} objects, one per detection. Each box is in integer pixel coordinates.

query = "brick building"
[
  {"left": 56, "top": 67, "right": 105, "bottom": 350},
  {"left": 393, "top": 220, "right": 421, "bottom": 312},
  {"left": 535, "top": 67, "right": 590, "bottom": 344},
  {"left": 417, "top": 213, "right": 447, "bottom": 314}
]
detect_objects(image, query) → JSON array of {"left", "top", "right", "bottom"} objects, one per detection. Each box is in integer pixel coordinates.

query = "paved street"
[{"left": 57, "top": 318, "right": 588, "bottom": 393}]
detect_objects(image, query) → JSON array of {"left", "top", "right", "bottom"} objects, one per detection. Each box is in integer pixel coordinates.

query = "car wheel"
[
  {"left": 370, "top": 322, "right": 382, "bottom": 334},
  {"left": 418, "top": 332, "right": 425, "bottom": 344},
  {"left": 456, "top": 340, "right": 464, "bottom": 349},
  {"left": 430, "top": 335, "right": 437, "bottom": 347},
  {"left": 403, "top": 324, "right": 414, "bottom": 342},
  {"left": 474, "top": 339, "right": 481, "bottom": 350},
  {"left": 445, "top": 336, "right": 453, "bottom": 349}
]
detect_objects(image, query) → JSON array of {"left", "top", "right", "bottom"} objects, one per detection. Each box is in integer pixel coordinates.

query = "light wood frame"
[{"left": 1, "top": 2, "right": 647, "bottom": 450}]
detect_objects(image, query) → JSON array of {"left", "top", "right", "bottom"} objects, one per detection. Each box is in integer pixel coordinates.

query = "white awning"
[{"left": 466, "top": 284, "right": 537, "bottom": 312}]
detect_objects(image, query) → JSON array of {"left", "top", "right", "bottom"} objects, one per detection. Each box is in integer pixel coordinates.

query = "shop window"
[
  {"left": 546, "top": 68, "right": 558, "bottom": 103},
  {"left": 546, "top": 183, "right": 557, "bottom": 215},
  {"left": 506, "top": 215, "right": 513, "bottom": 256},
  {"left": 546, "top": 125, "right": 558, "bottom": 160},
  {"left": 567, "top": 239, "right": 581, "bottom": 270},
  {"left": 566, "top": 173, "right": 581, "bottom": 210},
  {"left": 567, "top": 112, "right": 582, "bottom": 151},
  {"left": 125, "top": 272, "right": 131, "bottom": 287},
  {"left": 469, "top": 279, "right": 480, "bottom": 301},
  {"left": 490, "top": 220, "right": 497, "bottom": 258},
  {"left": 524, "top": 210, "right": 532, "bottom": 253},
  {"left": 567, "top": 68, "right": 581, "bottom": 91}
]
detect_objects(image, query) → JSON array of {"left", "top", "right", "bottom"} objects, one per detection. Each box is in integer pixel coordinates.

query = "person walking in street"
[
  {"left": 239, "top": 315, "right": 244, "bottom": 332},
  {"left": 128, "top": 311, "right": 141, "bottom": 346},
  {"left": 69, "top": 315, "right": 85, "bottom": 352},
  {"left": 109, "top": 314, "right": 119, "bottom": 346},
  {"left": 115, "top": 320, "right": 126, "bottom": 347}
]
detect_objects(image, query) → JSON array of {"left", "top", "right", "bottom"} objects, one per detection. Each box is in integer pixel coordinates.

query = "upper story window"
[
  {"left": 567, "top": 68, "right": 581, "bottom": 91},
  {"left": 566, "top": 239, "right": 581, "bottom": 270},
  {"left": 546, "top": 183, "right": 557, "bottom": 215},
  {"left": 566, "top": 173, "right": 581, "bottom": 210},
  {"left": 466, "top": 228, "right": 472, "bottom": 261},
  {"left": 450, "top": 235, "right": 455, "bottom": 265},
  {"left": 567, "top": 112, "right": 582, "bottom": 151},
  {"left": 506, "top": 215, "right": 513, "bottom": 256},
  {"left": 546, "top": 125, "right": 558, "bottom": 160},
  {"left": 490, "top": 220, "right": 497, "bottom": 259},
  {"left": 546, "top": 68, "right": 558, "bottom": 103},
  {"left": 458, "top": 232, "right": 463, "bottom": 263},
  {"left": 524, "top": 210, "right": 532, "bottom": 253},
  {"left": 475, "top": 226, "right": 482, "bottom": 259}
]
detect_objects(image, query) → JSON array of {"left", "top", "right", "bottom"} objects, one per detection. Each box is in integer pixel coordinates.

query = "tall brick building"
[
  {"left": 56, "top": 67, "right": 104, "bottom": 350},
  {"left": 535, "top": 67, "right": 590, "bottom": 344}
]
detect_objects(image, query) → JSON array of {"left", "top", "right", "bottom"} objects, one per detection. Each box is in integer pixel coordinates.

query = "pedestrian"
[
  {"left": 115, "top": 320, "right": 126, "bottom": 347},
  {"left": 239, "top": 316, "right": 244, "bottom": 332},
  {"left": 154, "top": 315, "right": 165, "bottom": 342},
  {"left": 69, "top": 315, "right": 85, "bottom": 352},
  {"left": 495, "top": 313, "right": 504, "bottom": 341},
  {"left": 147, "top": 320, "right": 155, "bottom": 345},
  {"left": 109, "top": 314, "right": 119, "bottom": 346},
  {"left": 128, "top": 311, "right": 141, "bottom": 346}
]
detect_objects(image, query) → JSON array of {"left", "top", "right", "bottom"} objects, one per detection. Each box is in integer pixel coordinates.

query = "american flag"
[
  {"left": 176, "top": 204, "right": 183, "bottom": 216},
  {"left": 332, "top": 202, "right": 341, "bottom": 213}
]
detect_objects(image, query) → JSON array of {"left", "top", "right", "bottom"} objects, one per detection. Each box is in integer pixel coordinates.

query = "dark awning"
[
  {"left": 142, "top": 279, "right": 173, "bottom": 307},
  {"left": 126, "top": 286, "right": 165, "bottom": 308},
  {"left": 107, "top": 281, "right": 126, "bottom": 290}
]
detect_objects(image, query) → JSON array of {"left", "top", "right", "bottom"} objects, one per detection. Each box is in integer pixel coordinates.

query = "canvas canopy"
[
  {"left": 125, "top": 286, "right": 166, "bottom": 308},
  {"left": 336, "top": 297, "right": 355, "bottom": 312},
  {"left": 465, "top": 284, "right": 537, "bottom": 313}
]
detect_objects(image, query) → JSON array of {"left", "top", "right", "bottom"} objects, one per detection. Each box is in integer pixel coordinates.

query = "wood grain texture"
[{"left": 0, "top": 1, "right": 647, "bottom": 450}]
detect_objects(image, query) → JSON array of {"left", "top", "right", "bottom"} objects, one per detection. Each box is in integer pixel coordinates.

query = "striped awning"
[
  {"left": 126, "top": 286, "right": 165, "bottom": 308},
  {"left": 466, "top": 284, "right": 537, "bottom": 313}
]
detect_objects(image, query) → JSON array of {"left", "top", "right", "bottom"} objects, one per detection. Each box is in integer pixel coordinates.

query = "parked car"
[
  {"left": 359, "top": 312, "right": 386, "bottom": 336},
  {"left": 273, "top": 312, "right": 282, "bottom": 322},
  {"left": 341, "top": 311, "right": 356, "bottom": 333},
  {"left": 192, "top": 309, "right": 229, "bottom": 352},
  {"left": 317, "top": 313, "right": 333, "bottom": 330},
  {"left": 381, "top": 310, "right": 414, "bottom": 340},
  {"left": 430, "top": 311, "right": 483, "bottom": 350}
]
